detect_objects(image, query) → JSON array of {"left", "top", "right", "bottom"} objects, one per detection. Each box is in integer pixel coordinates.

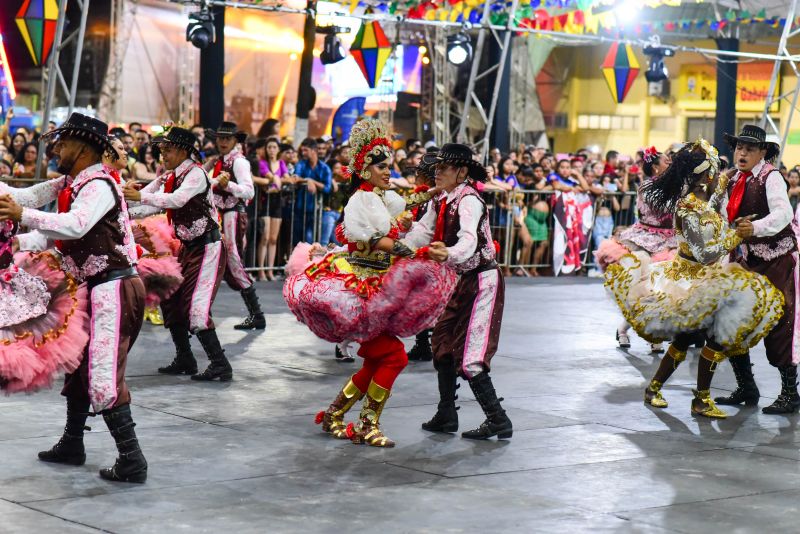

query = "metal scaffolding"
[
  {"left": 760, "top": 0, "right": 800, "bottom": 161},
  {"left": 35, "top": 0, "right": 91, "bottom": 179},
  {"left": 455, "top": 0, "right": 519, "bottom": 161},
  {"left": 98, "top": 0, "right": 137, "bottom": 123},
  {"left": 430, "top": 25, "right": 451, "bottom": 145},
  {"left": 177, "top": 4, "right": 199, "bottom": 126}
]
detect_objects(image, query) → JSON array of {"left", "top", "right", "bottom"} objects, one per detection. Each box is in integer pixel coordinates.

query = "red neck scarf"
[
  {"left": 54, "top": 183, "right": 74, "bottom": 251},
  {"left": 163, "top": 171, "right": 177, "bottom": 223},
  {"left": 433, "top": 198, "right": 447, "bottom": 242},
  {"left": 727, "top": 171, "right": 753, "bottom": 223},
  {"left": 211, "top": 158, "right": 224, "bottom": 193}
]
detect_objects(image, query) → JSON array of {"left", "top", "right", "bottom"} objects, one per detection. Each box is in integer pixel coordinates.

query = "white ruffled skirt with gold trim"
[{"left": 605, "top": 252, "right": 784, "bottom": 353}]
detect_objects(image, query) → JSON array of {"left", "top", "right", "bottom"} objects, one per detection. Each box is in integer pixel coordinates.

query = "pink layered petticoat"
[
  {"left": 136, "top": 255, "right": 184, "bottom": 307},
  {"left": 0, "top": 252, "right": 90, "bottom": 393},
  {"left": 133, "top": 215, "right": 184, "bottom": 306},
  {"left": 284, "top": 253, "right": 457, "bottom": 343}
]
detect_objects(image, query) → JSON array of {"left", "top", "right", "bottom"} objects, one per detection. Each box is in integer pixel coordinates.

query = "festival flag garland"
[{"left": 330, "top": 0, "right": 794, "bottom": 38}]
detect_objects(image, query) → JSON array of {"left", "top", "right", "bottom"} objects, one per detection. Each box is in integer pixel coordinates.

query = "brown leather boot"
[
  {"left": 315, "top": 377, "right": 364, "bottom": 438},
  {"left": 346, "top": 381, "right": 395, "bottom": 448}
]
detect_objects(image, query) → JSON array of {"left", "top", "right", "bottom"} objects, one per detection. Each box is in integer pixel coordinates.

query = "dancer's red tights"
[{"left": 351, "top": 334, "right": 408, "bottom": 392}]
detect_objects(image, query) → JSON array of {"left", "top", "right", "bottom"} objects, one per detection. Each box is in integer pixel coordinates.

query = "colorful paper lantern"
[
  {"left": 349, "top": 20, "right": 393, "bottom": 89},
  {"left": 601, "top": 42, "right": 639, "bottom": 103},
  {"left": 15, "top": 0, "right": 59, "bottom": 66}
]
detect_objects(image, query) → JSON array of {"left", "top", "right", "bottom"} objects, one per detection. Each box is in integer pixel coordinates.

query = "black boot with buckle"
[
  {"left": 158, "top": 325, "right": 198, "bottom": 375},
  {"left": 462, "top": 372, "right": 512, "bottom": 440},
  {"left": 38, "top": 397, "right": 92, "bottom": 466},
  {"left": 191, "top": 328, "right": 233, "bottom": 382},
  {"left": 421, "top": 368, "right": 459, "bottom": 433},
  {"left": 714, "top": 353, "right": 760, "bottom": 406},
  {"left": 99, "top": 404, "right": 148, "bottom": 483},
  {"left": 234, "top": 285, "right": 266, "bottom": 330},
  {"left": 762, "top": 365, "right": 800, "bottom": 415}
]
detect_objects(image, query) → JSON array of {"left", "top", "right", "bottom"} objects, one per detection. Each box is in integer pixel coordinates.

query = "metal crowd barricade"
[{"left": 239, "top": 182, "right": 641, "bottom": 278}]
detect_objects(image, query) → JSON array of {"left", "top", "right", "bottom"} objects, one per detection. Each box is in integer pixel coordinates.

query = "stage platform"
[{"left": 1, "top": 278, "right": 797, "bottom": 533}]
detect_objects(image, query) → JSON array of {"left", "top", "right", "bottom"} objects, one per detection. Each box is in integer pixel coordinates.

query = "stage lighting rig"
[
  {"left": 186, "top": 8, "right": 216, "bottom": 49},
  {"left": 643, "top": 39, "right": 675, "bottom": 83},
  {"left": 317, "top": 25, "right": 350, "bottom": 65},
  {"left": 643, "top": 37, "right": 675, "bottom": 98},
  {"left": 447, "top": 32, "right": 472, "bottom": 66}
]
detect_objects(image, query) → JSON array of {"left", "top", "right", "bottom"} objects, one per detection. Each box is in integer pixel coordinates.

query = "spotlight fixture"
[
  {"left": 643, "top": 37, "right": 674, "bottom": 98},
  {"left": 316, "top": 25, "right": 350, "bottom": 65},
  {"left": 643, "top": 42, "right": 675, "bottom": 83},
  {"left": 186, "top": 9, "right": 216, "bottom": 49},
  {"left": 446, "top": 32, "right": 472, "bottom": 66}
]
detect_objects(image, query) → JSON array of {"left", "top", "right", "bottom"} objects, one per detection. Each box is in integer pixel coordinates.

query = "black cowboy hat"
[
  {"left": 151, "top": 126, "right": 201, "bottom": 160},
  {"left": 724, "top": 124, "right": 780, "bottom": 162},
  {"left": 414, "top": 145, "right": 439, "bottom": 181},
  {"left": 431, "top": 143, "right": 487, "bottom": 182},
  {"left": 41, "top": 112, "right": 117, "bottom": 159},
  {"left": 205, "top": 121, "right": 248, "bottom": 143}
]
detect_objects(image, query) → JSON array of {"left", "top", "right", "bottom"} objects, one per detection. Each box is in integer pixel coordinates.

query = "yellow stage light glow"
[{"left": 271, "top": 66, "right": 293, "bottom": 119}]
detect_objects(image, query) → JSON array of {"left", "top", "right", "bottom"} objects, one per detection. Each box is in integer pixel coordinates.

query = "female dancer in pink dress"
[
  {"left": 0, "top": 219, "right": 90, "bottom": 393},
  {"left": 284, "top": 119, "right": 456, "bottom": 447}
]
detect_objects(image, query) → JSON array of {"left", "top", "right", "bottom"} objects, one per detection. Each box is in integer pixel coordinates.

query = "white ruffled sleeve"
[
  {"left": 343, "top": 190, "right": 391, "bottom": 242},
  {"left": 384, "top": 190, "right": 407, "bottom": 218}
]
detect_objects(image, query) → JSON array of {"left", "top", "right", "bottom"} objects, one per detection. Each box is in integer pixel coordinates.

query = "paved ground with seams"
[{"left": 2, "top": 278, "right": 799, "bottom": 533}]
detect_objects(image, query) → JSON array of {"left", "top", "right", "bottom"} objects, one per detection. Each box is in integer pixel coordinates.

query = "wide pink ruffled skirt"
[
  {"left": 284, "top": 251, "right": 457, "bottom": 343},
  {"left": 0, "top": 252, "right": 90, "bottom": 393}
]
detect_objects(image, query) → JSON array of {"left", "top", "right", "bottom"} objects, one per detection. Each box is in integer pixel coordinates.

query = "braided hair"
[{"left": 640, "top": 143, "right": 711, "bottom": 214}]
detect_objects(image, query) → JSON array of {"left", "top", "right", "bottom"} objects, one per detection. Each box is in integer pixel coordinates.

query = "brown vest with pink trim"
[
  {"left": 212, "top": 151, "right": 246, "bottom": 212},
  {"left": 59, "top": 170, "right": 137, "bottom": 282},
  {"left": 435, "top": 184, "right": 496, "bottom": 274},
  {"left": 171, "top": 163, "right": 219, "bottom": 243},
  {"left": 729, "top": 162, "right": 796, "bottom": 262}
]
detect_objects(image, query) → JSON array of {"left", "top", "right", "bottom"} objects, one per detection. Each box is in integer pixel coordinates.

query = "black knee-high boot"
[
  {"left": 421, "top": 368, "right": 459, "bottom": 432},
  {"left": 191, "top": 329, "right": 233, "bottom": 382},
  {"left": 462, "top": 373, "right": 512, "bottom": 440},
  {"left": 99, "top": 404, "right": 148, "bottom": 483},
  {"left": 159, "top": 325, "right": 198, "bottom": 375},
  {"left": 714, "top": 353, "right": 760, "bottom": 406},
  {"left": 234, "top": 285, "right": 266, "bottom": 330},
  {"left": 762, "top": 365, "right": 800, "bottom": 414},
  {"left": 38, "top": 397, "right": 92, "bottom": 466}
]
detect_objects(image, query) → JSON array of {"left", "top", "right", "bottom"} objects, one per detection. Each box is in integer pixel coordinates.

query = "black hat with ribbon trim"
[
  {"left": 151, "top": 126, "right": 201, "bottom": 160},
  {"left": 205, "top": 121, "right": 248, "bottom": 143},
  {"left": 41, "top": 112, "right": 117, "bottom": 159},
  {"left": 723, "top": 124, "right": 780, "bottom": 162},
  {"left": 432, "top": 143, "right": 487, "bottom": 182}
]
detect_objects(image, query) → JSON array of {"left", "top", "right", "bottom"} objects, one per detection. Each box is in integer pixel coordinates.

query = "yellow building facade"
[{"left": 549, "top": 39, "right": 800, "bottom": 165}]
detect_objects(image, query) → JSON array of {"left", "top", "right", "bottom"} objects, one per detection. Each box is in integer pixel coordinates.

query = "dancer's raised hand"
[{"left": 0, "top": 196, "right": 22, "bottom": 222}]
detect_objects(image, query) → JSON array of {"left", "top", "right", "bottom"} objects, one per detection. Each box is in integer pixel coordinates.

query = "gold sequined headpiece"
[
  {"left": 690, "top": 137, "right": 719, "bottom": 177},
  {"left": 347, "top": 118, "right": 393, "bottom": 181}
]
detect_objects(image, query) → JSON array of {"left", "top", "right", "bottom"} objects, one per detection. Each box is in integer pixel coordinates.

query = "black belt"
[
  {"left": 182, "top": 227, "right": 221, "bottom": 248},
  {"left": 86, "top": 267, "right": 138, "bottom": 289},
  {"left": 678, "top": 252, "right": 697, "bottom": 263},
  {"left": 221, "top": 204, "right": 246, "bottom": 214}
]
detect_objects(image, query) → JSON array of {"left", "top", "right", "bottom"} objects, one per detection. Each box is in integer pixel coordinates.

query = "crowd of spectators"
[{"left": 5, "top": 111, "right": 800, "bottom": 277}]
